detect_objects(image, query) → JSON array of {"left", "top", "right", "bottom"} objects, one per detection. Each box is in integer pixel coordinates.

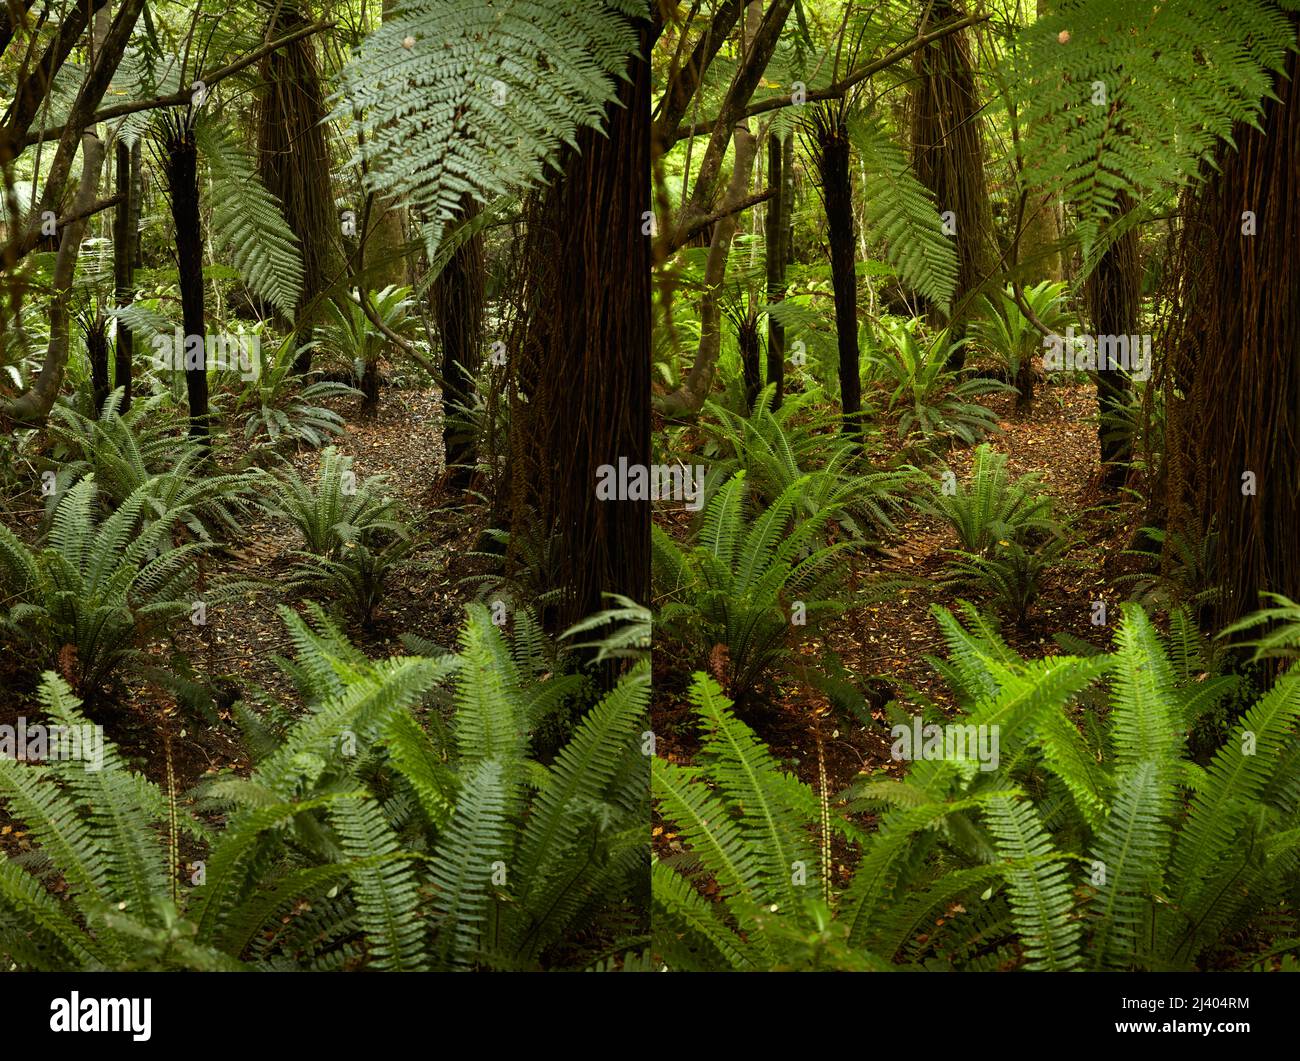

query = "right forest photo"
[{"left": 649, "top": 0, "right": 1300, "bottom": 975}]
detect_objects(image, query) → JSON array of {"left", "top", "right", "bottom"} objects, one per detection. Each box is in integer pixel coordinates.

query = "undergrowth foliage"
[
  {"left": 0, "top": 604, "right": 649, "bottom": 971},
  {"left": 654, "top": 604, "right": 1300, "bottom": 971},
  {"left": 653, "top": 470, "right": 856, "bottom": 701}
]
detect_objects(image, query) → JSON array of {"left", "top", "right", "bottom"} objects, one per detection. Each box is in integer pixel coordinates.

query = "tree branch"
[
  {"left": 17, "top": 19, "right": 335, "bottom": 151},
  {"left": 673, "top": 11, "right": 992, "bottom": 142},
  {"left": 666, "top": 186, "right": 775, "bottom": 253}
]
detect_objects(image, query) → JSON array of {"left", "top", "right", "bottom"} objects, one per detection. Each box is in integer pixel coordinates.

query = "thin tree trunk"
[
  {"left": 659, "top": 1, "right": 768, "bottom": 418},
  {"left": 113, "top": 139, "right": 134, "bottom": 412},
  {"left": 158, "top": 117, "right": 209, "bottom": 444},
  {"left": 808, "top": 106, "right": 861, "bottom": 436},
  {"left": 764, "top": 130, "right": 785, "bottom": 408},
  {"left": 1, "top": 135, "right": 106, "bottom": 425},
  {"left": 432, "top": 198, "right": 484, "bottom": 490}
]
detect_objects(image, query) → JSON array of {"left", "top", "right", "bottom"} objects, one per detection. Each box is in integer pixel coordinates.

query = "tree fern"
[
  {"left": 850, "top": 116, "right": 957, "bottom": 310},
  {"left": 1015, "top": 0, "right": 1296, "bottom": 243},
  {"left": 194, "top": 116, "right": 304, "bottom": 317},
  {"left": 336, "top": 0, "right": 642, "bottom": 252}
]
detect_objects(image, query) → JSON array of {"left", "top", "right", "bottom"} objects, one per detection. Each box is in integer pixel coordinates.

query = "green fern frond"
[
  {"left": 195, "top": 117, "right": 303, "bottom": 317},
  {"left": 336, "top": 0, "right": 639, "bottom": 252},
  {"left": 985, "top": 796, "right": 1082, "bottom": 971},
  {"left": 851, "top": 117, "right": 957, "bottom": 310}
]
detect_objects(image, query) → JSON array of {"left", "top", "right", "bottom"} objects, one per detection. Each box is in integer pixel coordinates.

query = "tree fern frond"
[
  {"left": 336, "top": 0, "right": 639, "bottom": 252},
  {"left": 195, "top": 117, "right": 304, "bottom": 317}
]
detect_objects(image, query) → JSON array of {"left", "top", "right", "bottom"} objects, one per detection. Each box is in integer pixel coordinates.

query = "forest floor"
[
  {"left": 653, "top": 376, "right": 1147, "bottom": 862},
  {"left": 0, "top": 385, "right": 485, "bottom": 860}
]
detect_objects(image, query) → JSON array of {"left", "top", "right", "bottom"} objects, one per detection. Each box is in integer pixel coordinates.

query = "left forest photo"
[{"left": 0, "top": 0, "right": 652, "bottom": 973}]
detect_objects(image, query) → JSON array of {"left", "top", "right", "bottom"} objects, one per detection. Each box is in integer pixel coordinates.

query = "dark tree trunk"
[
  {"left": 255, "top": 3, "right": 340, "bottom": 374},
  {"left": 131, "top": 141, "right": 142, "bottom": 269},
  {"left": 737, "top": 307, "right": 761, "bottom": 413},
  {"left": 1165, "top": 30, "right": 1300, "bottom": 629},
  {"left": 782, "top": 132, "right": 795, "bottom": 267},
  {"left": 359, "top": 357, "right": 380, "bottom": 413},
  {"left": 88, "top": 314, "right": 110, "bottom": 415},
  {"left": 508, "top": 16, "right": 651, "bottom": 635},
  {"left": 432, "top": 198, "right": 485, "bottom": 490},
  {"left": 910, "top": 0, "right": 993, "bottom": 368},
  {"left": 807, "top": 105, "right": 861, "bottom": 437},
  {"left": 158, "top": 115, "right": 208, "bottom": 444},
  {"left": 1085, "top": 193, "right": 1140, "bottom": 492},
  {"left": 112, "top": 140, "right": 134, "bottom": 413},
  {"left": 764, "top": 131, "right": 786, "bottom": 408}
]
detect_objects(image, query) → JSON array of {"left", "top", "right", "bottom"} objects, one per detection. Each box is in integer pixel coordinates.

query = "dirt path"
[
  {"left": 655, "top": 378, "right": 1141, "bottom": 802},
  {"left": 0, "top": 385, "right": 483, "bottom": 849}
]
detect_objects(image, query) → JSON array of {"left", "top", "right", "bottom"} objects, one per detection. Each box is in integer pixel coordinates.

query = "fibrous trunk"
[
  {"left": 910, "top": 0, "right": 993, "bottom": 367},
  {"left": 507, "top": 17, "right": 651, "bottom": 635},
  {"left": 806, "top": 105, "right": 861, "bottom": 436},
  {"left": 432, "top": 198, "right": 485, "bottom": 490},
  {"left": 1164, "top": 30, "right": 1300, "bottom": 628},
  {"left": 763, "top": 131, "right": 786, "bottom": 408},
  {"left": 112, "top": 140, "right": 136, "bottom": 413},
  {"left": 1084, "top": 194, "right": 1140, "bottom": 491},
  {"left": 255, "top": 2, "right": 339, "bottom": 373},
  {"left": 157, "top": 114, "right": 209, "bottom": 444}
]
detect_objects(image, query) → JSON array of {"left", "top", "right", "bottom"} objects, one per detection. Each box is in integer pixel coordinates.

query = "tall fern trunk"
[
  {"left": 1165, "top": 31, "right": 1300, "bottom": 628},
  {"left": 157, "top": 115, "right": 209, "bottom": 444},
  {"left": 1085, "top": 192, "right": 1140, "bottom": 492},
  {"left": 1017, "top": 0, "right": 1065, "bottom": 284},
  {"left": 112, "top": 140, "right": 134, "bottom": 413},
  {"left": 87, "top": 313, "right": 109, "bottom": 414},
  {"left": 764, "top": 131, "right": 786, "bottom": 408},
  {"left": 432, "top": 197, "right": 484, "bottom": 491},
  {"left": 508, "top": 17, "right": 651, "bottom": 634},
  {"left": 807, "top": 105, "right": 861, "bottom": 437},
  {"left": 255, "top": 3, "right": 339, "bottom": 375},
  {"left": 736, "top": 305, "right": 761, "bottom": 412},
  {"left": 910, "top": 0, "right": 993, "bottom": 368}
]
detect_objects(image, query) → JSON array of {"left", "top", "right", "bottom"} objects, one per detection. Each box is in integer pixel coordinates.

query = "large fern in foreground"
[
  {"left": 0, "top": 602, "right": 648, "bottom": 971},
  {"left": 656, "top": 604, "right": 1300, "bottom": 971}
]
